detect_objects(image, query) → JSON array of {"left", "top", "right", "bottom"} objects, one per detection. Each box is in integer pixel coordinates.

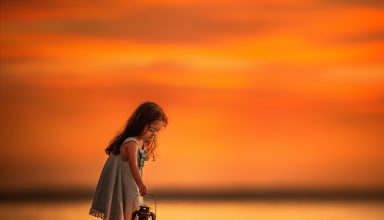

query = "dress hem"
[{"left": 89, "top": 208, "right": 106, "bottom": 220}]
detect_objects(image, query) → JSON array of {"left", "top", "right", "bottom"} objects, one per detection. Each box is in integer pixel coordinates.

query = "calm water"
[{"left": 0, "top": 200, "right": 383, "bottom": 220}]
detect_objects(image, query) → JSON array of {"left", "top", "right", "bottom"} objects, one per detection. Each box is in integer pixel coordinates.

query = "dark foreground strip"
[{"left": 1, "top": 188, "right": 384, "bottom": 203}]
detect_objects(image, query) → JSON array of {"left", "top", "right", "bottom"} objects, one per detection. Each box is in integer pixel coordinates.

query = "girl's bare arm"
[{"left": 121, "top": 141, "right": 146, "bottom": 194}]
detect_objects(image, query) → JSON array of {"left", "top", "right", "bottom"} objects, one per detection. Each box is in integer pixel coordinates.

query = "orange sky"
[{"left": 0, "top": 0, "right": 383, "bottom": 191}]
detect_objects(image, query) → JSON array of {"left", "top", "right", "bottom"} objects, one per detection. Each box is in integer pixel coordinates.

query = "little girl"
[{"left": 89, "top": 102, "right": 168, "bottom": 220}]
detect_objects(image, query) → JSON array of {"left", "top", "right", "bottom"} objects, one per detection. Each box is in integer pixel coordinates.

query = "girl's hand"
[{"left": 138, "top": 183, "right": 147, "bottom": 196}]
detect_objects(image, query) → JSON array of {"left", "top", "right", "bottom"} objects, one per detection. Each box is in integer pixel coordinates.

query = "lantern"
[{"left": 131, "top": 194, "right": 156, "bottom": 220}]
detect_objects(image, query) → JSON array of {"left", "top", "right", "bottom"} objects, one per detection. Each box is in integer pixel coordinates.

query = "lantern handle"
[{"left": 146, "top": 193, "right": 157, "bottom": 214}]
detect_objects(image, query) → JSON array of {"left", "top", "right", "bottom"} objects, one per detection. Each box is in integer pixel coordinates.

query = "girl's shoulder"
[{"left": 122, "top": 137, "right": 140, "bottom": 147}]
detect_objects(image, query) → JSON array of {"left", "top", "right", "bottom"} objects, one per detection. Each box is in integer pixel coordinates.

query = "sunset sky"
[{"left": 0, "top": 0, "right": 383, "bottom": 191}]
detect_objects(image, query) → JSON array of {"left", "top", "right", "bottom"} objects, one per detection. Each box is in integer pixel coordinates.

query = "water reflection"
[{"left": 0, "top": 200, "right": 383, "bottom": 220}]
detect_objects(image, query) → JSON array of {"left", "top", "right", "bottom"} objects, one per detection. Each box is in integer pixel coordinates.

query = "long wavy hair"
[{"left": 105, "top": 102, "right": 168, "bottom": 160}]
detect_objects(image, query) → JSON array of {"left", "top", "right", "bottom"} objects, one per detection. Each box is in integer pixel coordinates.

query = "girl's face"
[{"left": 140, "top": 119, "right": 164, "bottom": 144}]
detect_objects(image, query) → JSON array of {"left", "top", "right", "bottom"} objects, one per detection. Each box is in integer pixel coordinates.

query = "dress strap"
[{"left": 122, "top": 137, "right": 140, "bottom": 148}]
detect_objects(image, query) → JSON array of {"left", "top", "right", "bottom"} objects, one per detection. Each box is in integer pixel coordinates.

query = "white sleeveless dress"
[{"left": 89, "top": 137, "right": 148, "bottom": 220}]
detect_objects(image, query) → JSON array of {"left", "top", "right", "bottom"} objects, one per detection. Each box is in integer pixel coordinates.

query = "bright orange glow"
[{"left": 0, "top": 0, "right": 383, "bottom": 191}]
